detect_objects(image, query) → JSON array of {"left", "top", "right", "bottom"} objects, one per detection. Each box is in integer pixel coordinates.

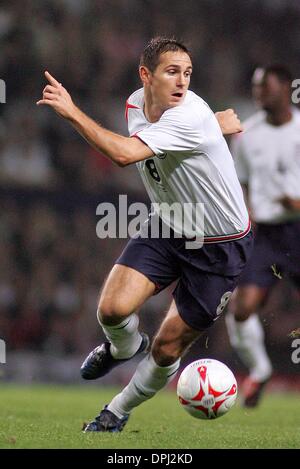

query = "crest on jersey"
[{"left": 157, "top": 152, "right": 167, "bottom": 160}]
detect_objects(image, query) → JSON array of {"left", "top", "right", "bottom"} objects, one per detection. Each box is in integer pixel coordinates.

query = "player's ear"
[{"left": 139, "top": 66, "right": 152, "bottom": 85}]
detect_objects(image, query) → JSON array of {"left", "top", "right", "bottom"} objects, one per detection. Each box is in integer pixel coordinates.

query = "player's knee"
[
  {"left": 234, "top": 309, "right": 253, "bottom": 321},
  {"left": 233, "top": 300, "right": 255, "bottom": 321},
  {"left": 97, "top": 298, "right": 130, "bottom": 326},
  {"left": 151, "top": 339, "right": 181, "bottom": 367},
  {"left": 231, "top": 291, "right": 258, "bottom": 321}
]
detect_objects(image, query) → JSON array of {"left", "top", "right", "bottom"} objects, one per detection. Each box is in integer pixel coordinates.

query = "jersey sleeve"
[
  {"left": 136, "top": 106, "right": 204, "bottom": 156},
  {"left": 230, "top": 134, "right": 249, "bottom": 184}
]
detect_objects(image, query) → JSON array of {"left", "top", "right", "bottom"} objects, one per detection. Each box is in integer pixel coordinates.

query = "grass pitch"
[{"left": 0, "top": 384, "right": 299, "bottom": 449}]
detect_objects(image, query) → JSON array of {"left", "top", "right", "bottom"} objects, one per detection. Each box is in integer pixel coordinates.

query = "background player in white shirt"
[
  {"left": 226, "top": 65, "right": 300, "bottom": 407},
  {"left": 37, "top": 37, "right": 252, "bottom": 432}
]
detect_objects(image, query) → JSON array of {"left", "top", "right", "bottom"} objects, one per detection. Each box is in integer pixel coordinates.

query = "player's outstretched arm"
[
  {"left": 215, "top": 109, "right": 243, "bottom": 135},
  {"left": 36, "top": 71, "right": 154, "bottom": 167}
]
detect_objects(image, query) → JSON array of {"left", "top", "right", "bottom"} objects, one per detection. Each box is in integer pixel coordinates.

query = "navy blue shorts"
[
  {"left": 238, "top": 220, "right": 300, "bottom": 289},
  {"left": 115, "top": 219, "right": 253, "bottom": 330}
]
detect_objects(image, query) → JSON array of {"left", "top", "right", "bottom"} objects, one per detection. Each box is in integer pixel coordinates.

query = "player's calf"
[
  {"left": 151, "top": 338, "right": 185, "bottom": 367},
  {"left": 151, "top": 317, "right": 201, "bottom": 367}
]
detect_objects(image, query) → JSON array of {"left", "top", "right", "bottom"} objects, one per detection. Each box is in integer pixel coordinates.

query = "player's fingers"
[
  {"left": 43, "top": 84, "right": 60, "bottom": 94},
  {"left": 45, "top": 71, "right": 62, "bottom": 87},
  {"left": 36, "top": 99, "right": 54, "bottom": 106},
  {"left": 43, "top": 92, "right": 58, "bottom": 100}
]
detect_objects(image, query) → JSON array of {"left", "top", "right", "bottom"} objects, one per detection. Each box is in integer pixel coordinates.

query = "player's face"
[
  {"left": 147, "top": 51, "right": 192, "bottom": 110},
  {"left": 252, "top": 71, "right": 287, "bottom": 112}
]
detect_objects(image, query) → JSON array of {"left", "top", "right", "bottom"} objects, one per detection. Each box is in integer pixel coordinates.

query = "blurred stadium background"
[{"left": 0, "top": 0, "right": 299, "bottom": 390}]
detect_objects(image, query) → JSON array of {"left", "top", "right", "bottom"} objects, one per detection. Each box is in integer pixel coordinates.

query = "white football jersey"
[
  {"left": 232, "top": 109, "right": 300, "bottom": 223},
  {"left": 126, "top": 88, "right": 250, "bottom": 241}
]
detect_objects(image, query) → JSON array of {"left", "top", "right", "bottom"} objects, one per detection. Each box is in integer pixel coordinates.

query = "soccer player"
[
  {"left": 226, "top": 65, "right": 300, "bottom": 407},
  {"left": 37, "top": 37, "right": 252, "bottom": 432}
]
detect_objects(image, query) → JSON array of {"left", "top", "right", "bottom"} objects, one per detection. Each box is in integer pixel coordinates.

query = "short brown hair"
[
  {"left": 265, "top": 64, "right": 293, "bottom": 84},
  {"left": 139, "top": 37, "right": 191, "bottom": 72}
]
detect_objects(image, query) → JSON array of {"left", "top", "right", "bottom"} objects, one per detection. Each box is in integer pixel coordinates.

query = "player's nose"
[{"left": 176, "top": 77, "right": 185, "bottom": 87}]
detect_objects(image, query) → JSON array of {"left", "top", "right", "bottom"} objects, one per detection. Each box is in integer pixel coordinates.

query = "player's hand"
[
  {"left": 215, "top": 109, "right": 243, "bottom": 135},
  {"left": 36, "top": 71, "right": 77, "bottom": 120},
  {"left": 278, "top": 196, "right": 300, "bottom": 211}
]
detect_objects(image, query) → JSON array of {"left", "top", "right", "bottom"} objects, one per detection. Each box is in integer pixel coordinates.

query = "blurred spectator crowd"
[
  {"left": 0, "top": 196, "right": 113, "bottom": 354},
  {"left": 0, "top": 0, "right": 299, "bottom": 368}
]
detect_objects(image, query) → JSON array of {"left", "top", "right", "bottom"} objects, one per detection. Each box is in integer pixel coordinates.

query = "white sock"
[
  {"left": 225, "top": 312, "right": 272, "bottom": 382},
  {"left": 99, "top": 314, "right": 142, "bottom": 359},
  {"left": 107, "top": 353, "right": 180, "bottom": 418}
]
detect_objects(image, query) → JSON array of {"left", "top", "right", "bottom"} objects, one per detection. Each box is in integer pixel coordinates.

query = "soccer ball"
[{"left": 177, "top": 358, "right": 237, "bottom": 420}]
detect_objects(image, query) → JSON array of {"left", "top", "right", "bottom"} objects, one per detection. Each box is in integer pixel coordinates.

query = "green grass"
[{"left": 0, "top": 384, "right": 299, "bottom": 449}]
